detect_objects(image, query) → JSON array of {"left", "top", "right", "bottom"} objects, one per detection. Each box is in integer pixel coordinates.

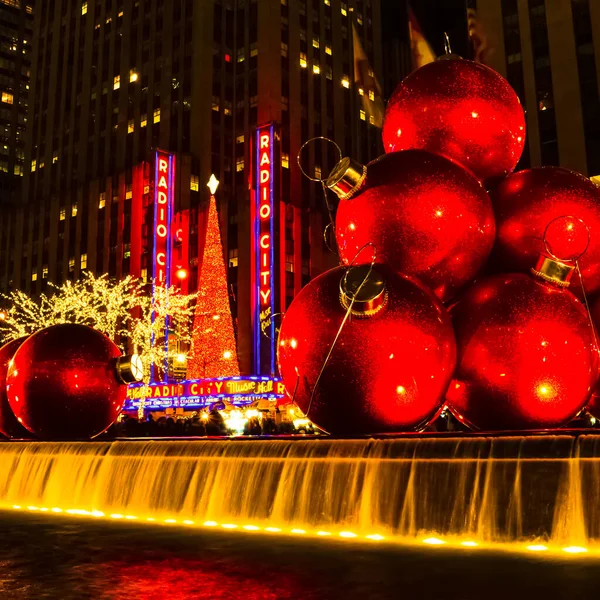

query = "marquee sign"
[
  {"left": 151, "top": 150, "right": 175, "bottom": 380},
  {"left": 125, "top": 376, "right": 285, "bottom": 409},
  {"left": 254, "top": 123, "right": 279, "bottom": 376}
]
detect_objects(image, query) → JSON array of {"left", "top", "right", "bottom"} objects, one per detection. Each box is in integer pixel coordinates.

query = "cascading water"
[{"left": 0, "top": 435, "right": 598, "bottom": 548}]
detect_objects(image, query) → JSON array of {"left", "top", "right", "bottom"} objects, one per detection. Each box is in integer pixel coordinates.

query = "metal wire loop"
[
  {"left": 341, "top": 242, "right": 378, "bottom": 300},
  {"left": 297, "top": 136, "right": 343, "bottom": 183},
  {"left": 322, "top": 222, "right": 338, "bottom": 256}
]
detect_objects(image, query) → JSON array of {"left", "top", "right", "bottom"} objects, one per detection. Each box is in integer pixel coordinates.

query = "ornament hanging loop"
[
  {"left": 297, "top": 137, "right": 342, "bottom": 183},
  {"left": 341, "top": 242, "right": 378, "bottom": 302},
  {"left": 297, "top": 136, "right": 343, "bottom": 262},
  {"left": 443, "top": 32, "right": 452, "bottom": 55},
  {"left": 323, "top": 222, "right": 338, "bottom": 256}
]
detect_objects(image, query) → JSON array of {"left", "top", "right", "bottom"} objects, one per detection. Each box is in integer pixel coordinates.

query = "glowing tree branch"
[{"left": 0, "top": 272, "right": 197, "bottom": 384}]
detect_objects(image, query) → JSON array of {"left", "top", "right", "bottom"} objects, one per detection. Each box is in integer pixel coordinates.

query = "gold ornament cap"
[
  {"left": 115, "top": 354, "right": 144, "bottom": 383},
  {"left": 339, "top": 265, "right": 388, "bottom": 317},
  {"left": 531, "top": 254, "right": 574, "bottom": 288},
  {"left": 326, "top": 157, "right": 367, "bottom": 201}
]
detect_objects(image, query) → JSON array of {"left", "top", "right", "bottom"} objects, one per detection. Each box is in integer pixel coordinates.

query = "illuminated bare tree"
[{"left": 0, "top": 272, "right": 197, "bottom": 384}]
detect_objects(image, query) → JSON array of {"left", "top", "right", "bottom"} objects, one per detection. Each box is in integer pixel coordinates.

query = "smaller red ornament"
[
  {"left": 447, "top": 258, "right": 598, "bottom": 431},
  {"left": 0, "top": 337, "right": 31, "bottom": 439},
  {"left": 277, "top": 264, "right": 456, "bottom": 435},
  {"left": 329, "top": 150, "right": 495, "bottom": 303},
  {"left": 6, "top": 324, "right": 142, "bottom": 440},
  {"left": 382, "top": 59, "right": 526, "bottom": 186},
  {"left": 543, "top": 215, "right": 590, "bottom": 263},
  {"left": 492, "top": 167, "right": 600, "bottom": 296}
]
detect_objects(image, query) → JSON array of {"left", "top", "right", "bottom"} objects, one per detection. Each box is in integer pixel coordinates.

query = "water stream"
[{"left": 0, "top": 435, "right": 597, "bottom": 546}]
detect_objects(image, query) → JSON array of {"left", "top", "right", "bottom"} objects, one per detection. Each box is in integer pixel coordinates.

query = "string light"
[
  {"left": 187, "top": 194, "right": 240, "bottom": 379},
  {"left": 7, "top": 504, "right": 598, "bottom": 558},
  {"left": 0, "top": 271, "right": 198, "bottom": 385}
]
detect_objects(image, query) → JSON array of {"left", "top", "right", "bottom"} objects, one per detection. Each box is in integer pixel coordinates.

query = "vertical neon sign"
[
  {"left": 254, "top": 124, "right": 277, "bottom": 375},
  {"left": 151, "top": 150, "right": 175, "bottom": 382}
]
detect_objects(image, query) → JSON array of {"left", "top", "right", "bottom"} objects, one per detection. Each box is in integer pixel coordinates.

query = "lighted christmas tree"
[{"left": 187, "top": 190, "right": 240, "bottom": 379}]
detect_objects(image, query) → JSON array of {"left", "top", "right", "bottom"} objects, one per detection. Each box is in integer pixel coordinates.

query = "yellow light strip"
[{"left": 7, "top": 504, "right": 599, "bottom": 559}]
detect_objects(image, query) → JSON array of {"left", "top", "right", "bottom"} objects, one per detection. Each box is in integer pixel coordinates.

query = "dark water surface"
[{"left": 0, "top": 512, "right": 599, "bottom": 600}]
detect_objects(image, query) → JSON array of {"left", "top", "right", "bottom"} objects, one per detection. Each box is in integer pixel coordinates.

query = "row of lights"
[{"left": 8, "top": 504, "right": 594, "bottom": 558}]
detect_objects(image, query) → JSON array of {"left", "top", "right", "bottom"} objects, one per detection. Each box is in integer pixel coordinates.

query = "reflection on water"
[
  {"left": 0, "top": 513, "right": 599, "bottom": 600},
  {"left": 2, "top": 435, "right": 600, "bottom": 547}
]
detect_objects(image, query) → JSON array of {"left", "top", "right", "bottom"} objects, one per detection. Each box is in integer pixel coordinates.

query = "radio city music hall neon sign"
[
  {"left": 255, "top": 124, "right": 276, "bottom": 374},
  {"left": 154, "top": 152, "right": 174, "bottom": 287},
  {"left": 152, "top": 150, "right": 175, "bottom": 380}
]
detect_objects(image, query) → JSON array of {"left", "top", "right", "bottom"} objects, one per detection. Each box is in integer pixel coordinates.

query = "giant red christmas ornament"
[
  {"left": 584, "top": 298, "right": 600, "bottom": 420},
  {"left": 382, "top": 59, "right": 525, "bottom": 186},
  {"left": 329, "top": 150, "right": 495, "bottom": 302},
  {"left": 492, "top": 167, "right": 600, "bottom": 295},
  {"left": 277, "top": 265, "right": 456, "bottom": 434},
  {"left": 6, "top": 324, "right": 143, "bottom": 440},
  {"left": 0, "top": 337, "right": 31, "bottom": 439},
  {"left": 447, "top": 259, "right": 598, "bottom": 430}
]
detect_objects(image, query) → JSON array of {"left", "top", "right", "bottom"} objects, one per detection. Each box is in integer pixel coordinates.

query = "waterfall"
[{"left": 0, "top": 435, "right": 597, "bottom": 547}]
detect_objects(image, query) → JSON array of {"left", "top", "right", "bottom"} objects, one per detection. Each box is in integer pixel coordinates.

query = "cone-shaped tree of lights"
[{"left": 188, "top": 193, "right": 240, "bottom": 379}]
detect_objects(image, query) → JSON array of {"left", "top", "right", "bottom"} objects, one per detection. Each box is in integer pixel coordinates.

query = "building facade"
[
  {"left": 0, "top": 0, "right": 33, "bottom": 198},
  {"left": 0, "top": 0, "right": 384, "bottom": 375},
  {"left": 472, "top": 0, "right": 600, "bottom": 176}
]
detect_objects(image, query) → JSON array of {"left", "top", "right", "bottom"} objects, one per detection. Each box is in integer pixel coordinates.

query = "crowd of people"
[
  {"left": 102, "top": 408, "right": 314, "bottom": 439},
  {"left": 100, "top": 409, "right": 598, "bottom": 439}
]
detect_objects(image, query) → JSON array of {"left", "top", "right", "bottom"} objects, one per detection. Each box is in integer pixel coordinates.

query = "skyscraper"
[
  {"left": 0, "top": 0, "right": 32, "bottom": 195},
  {"left": 0, "top": 0, "right": 33, "bottom": 305},
  {"left": 1, "top": 0, "right": 384, "bottom": 374},
  {"left": 472, "top": 0, "right": 600, "bottom": 176}
]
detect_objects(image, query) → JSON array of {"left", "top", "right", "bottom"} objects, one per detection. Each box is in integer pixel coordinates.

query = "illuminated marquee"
[
  {"left": 254, "top": 123, "right": 279, "bottom": 375},
  {"left": 125, "top": 376, "right": 285, "bottom": 409},
  {"left": 152, "top": 150, "right": 175, "bottom": 380}
]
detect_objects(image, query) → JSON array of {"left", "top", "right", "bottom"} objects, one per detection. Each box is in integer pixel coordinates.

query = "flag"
[
  {"left": 352, "top": 22, "right": 384, "bottom": 128},
  {"left": 467, "top": 8, "right": 490, "bottom": 64},
  {"left": 408, "top": 6, "right": 436, "bottom": 71}
]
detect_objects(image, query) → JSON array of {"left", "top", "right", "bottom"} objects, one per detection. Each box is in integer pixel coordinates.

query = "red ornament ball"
[
  {"left": 447, "top": 273, "right": 598, "bottom": 430},
  {"left": 492, "top": 167, "right": 600, "bottom": 295},
  {"left": 0, "top": 337, "right": 31, "bottom": 439},
  {"left": 6, "top": 324, "right": 130, "bottom": 440},
  {"left": 334, "top": 150, "right": 495, "bottom": 303},
  {"left": 382, "top": 59, "right": 526, "bottom": 186},
  {"left": 544, "top": 215, "right": 590, "bottom": 262},
  {"left": 277, "top": 265, "right": 456, "bottom": 435},
  {"left": 584, "top": 298, "right": 600, "bottom": 421}
]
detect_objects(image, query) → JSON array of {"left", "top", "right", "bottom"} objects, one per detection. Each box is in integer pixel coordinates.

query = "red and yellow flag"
[
  {"left": 352, "top": 22, "right": 385, "bottom": 128},
  {"left": 408, "top": 7, "right": 436, "bottom": 71}
]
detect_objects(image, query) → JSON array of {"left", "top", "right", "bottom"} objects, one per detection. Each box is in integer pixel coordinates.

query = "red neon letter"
[
  {"left": 260, "top": 134, "right": 270, "bottom": 149},
  {"left": 159, "top": 159, "right": 168, "bottom": 173},
  {"left": 260, "top": 234, "right": 270, "bottom": 249}
]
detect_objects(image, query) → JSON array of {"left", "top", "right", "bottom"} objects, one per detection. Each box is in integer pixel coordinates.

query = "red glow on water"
[{"left": 103, "top": 559, "right": 312, "bottom": 600}]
